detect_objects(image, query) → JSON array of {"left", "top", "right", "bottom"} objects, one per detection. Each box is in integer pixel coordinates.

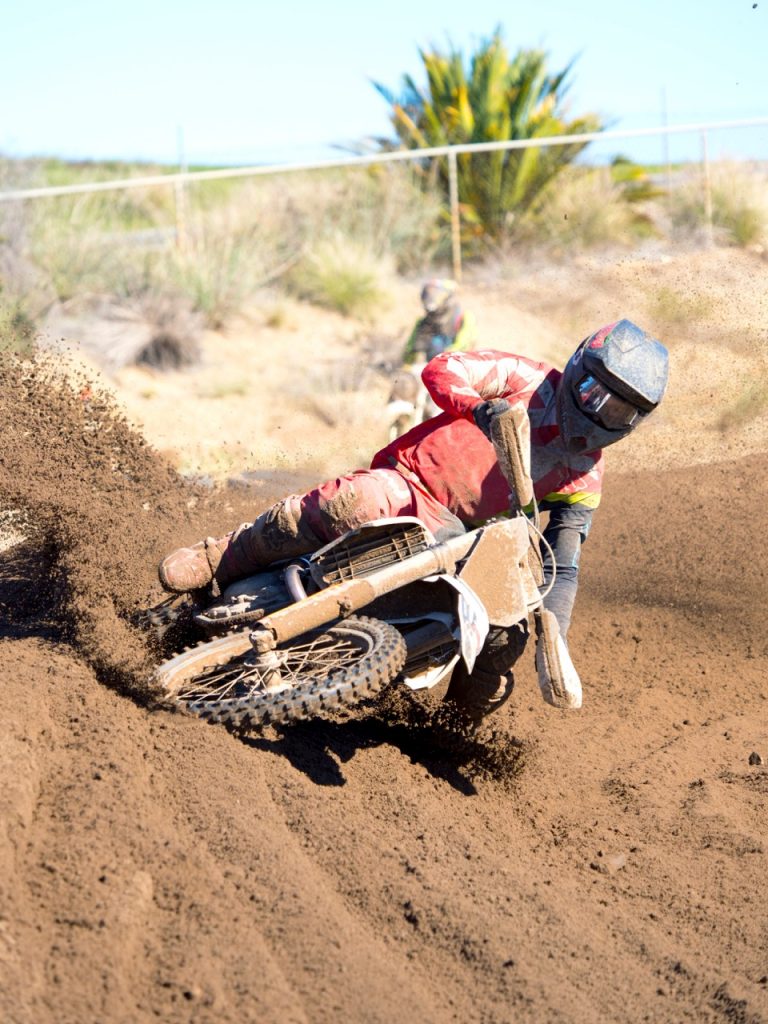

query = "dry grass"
[
  {"left": 517, "top": 167, "right": 642, "bottom": 250},
  {"left": 668, "top": 162, "right": 768, "bottom": 247},
  {"left": 0, "top": 186, "right": 56, "bottom": 335},
  {"left": 289, "top": 235, "right": 394, "bottom": 319},
  {"left": 1, "top": 162, "right": 440, "bottom": 364},
  {"left": 197, "top": 376, "right": 250, "bottom": 400},
  {"left": 3, "top": 154, "right": 767, "bottom": 384},
  {"left": 291, "top": 356, "right": 384, "bottom": 427},
  {"left": 264, "top": 303, "right": 292, "bottom": 329},
  {"left": 42, "top": 292, "right": 203, "bottom": 372},
  {"left": 171, "top": 179, "right": 305, "bottom": 327},
  {"left": 718, "top": 379, "right": 768, "bottom": 431},
  {"left": 648, "top": 285, "right": 715, "bottom": 335}
]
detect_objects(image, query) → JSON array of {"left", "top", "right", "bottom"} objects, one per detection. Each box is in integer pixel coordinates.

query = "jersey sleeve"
[{"left": 421, "top": 349, "right": 534, "bottom": 420}]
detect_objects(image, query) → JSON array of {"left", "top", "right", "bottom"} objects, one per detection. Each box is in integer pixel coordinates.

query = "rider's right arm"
[
  {"left": 403, "top": 315, "right": 434, "bottom": 364},
  {"left": 421, "top": 349, "right": 533, "bottom": 420},
  {"left": 402, "top": 322, "right": 419, "bottom": 364}
]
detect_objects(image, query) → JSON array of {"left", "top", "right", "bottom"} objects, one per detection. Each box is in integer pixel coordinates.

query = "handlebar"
[{"left": 489, "top": 405, "right": 535, "bottom": 513}]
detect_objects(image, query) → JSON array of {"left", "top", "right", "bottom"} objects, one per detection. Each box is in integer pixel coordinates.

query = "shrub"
[
  {"left": 0, "top": 302, "right": 36, "bottom": 356},
  {"left": 516, "top": 166, "right": 640, "bottom": 249},
  {"left": 374, "top": 29, "right": 602, "bottom": 244},
  {"left": 248, "top": 165, "right": 443, "bottom": 274},
  {"left": 0, "top": 157, "right": 440, "bottom": 334},
  {"left": 668, "top": 163, "right": 768, "bottom": 247},
  {"left": 320, "top": 164, "right": 443, "bottom": 273},
  {"left": 170, "top": 179, "right": 304, "bottom": 327},
  {"left": 42, "top": 290, "right": 203, "bottom": 373},
  {"left": 0, "top": 169, "right": 56, "bottom": 336},
  {"left": 289, "top": 235, "right": 392, "bottom": 319}
]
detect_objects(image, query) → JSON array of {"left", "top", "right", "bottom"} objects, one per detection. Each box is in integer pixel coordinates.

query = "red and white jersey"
[{"left": 371, "top": 349, "right": 603, "bottom": 525}]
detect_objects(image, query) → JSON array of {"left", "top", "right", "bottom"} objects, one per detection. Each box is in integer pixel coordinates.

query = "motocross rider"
[
  {"left": 387, "top": 278, "right": 478, "bottom": 432},
  {"left": 159, "top": 320, "right": 669, "bottom": 719},
  {"left": 402, "top": 278, "right": 477, "bottom": 364}
]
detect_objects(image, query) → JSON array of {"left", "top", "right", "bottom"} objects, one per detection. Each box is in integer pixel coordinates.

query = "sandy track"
[{"left": 1, "top": 356, "right": 766, "bottom": 1022}]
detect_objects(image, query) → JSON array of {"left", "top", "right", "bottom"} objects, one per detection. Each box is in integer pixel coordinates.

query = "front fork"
[{"left": 247, "top": 628, "right": 286, "bottom": 690}]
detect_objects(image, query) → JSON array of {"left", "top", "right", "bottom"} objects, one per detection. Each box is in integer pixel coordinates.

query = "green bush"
[
  {"left": 374, "top": 29, "right": 602, "bottom": 244},
  {"left": 517, "top": 166, "right": 640, "bottom": 249},
  {"left": 0, "top": 302, "right": 36, "bottom": 356},
  {"left": 289, "top": 235, "right": 392, "bottom": 319}
]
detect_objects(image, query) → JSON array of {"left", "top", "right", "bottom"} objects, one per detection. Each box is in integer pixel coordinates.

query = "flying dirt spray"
[{"left": 0, "top": 353, "right": 206, "bottom": 696}]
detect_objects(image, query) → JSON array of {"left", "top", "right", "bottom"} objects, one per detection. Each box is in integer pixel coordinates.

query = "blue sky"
[{"left": 3, "top": 0, "right": 766, "bottom": 166}]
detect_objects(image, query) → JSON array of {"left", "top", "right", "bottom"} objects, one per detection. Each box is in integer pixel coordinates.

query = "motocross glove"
[{"left": 472, "top": 398, "right": 512, "bottom": 440}]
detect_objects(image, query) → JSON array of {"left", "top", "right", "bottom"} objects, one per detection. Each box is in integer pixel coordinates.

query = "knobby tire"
[{"left": 153, "top": 616, "right": 407, "bottom": 730}]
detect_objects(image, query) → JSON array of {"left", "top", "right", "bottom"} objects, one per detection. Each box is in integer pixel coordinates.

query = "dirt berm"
[{"left": 1, "top": 355, "right": 766, "bottom": 1024}]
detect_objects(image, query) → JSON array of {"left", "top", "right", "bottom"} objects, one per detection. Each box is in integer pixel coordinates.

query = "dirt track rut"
[{"left": 1, "top": 356, "right": 766, "bottom": 1023}]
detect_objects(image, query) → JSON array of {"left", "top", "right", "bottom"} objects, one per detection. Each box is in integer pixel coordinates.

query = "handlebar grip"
[{"left": 489, "top": 406, "right": 534, "bottom": 510}]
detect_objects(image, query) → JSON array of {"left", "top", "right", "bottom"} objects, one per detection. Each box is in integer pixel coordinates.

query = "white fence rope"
[{"left": 1, "top": 117, "right": 767, "bottom": 203}]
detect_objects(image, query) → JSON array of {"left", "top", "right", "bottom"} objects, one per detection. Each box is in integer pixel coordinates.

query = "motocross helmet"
[
  {"left": 420, "top": 278, "right": 457, "bottom": 314},
  {"left": 557, "top": 320, "right": 669, "bottom": 454}
]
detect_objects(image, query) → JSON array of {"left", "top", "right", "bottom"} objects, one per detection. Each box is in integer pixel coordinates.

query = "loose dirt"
[{"left": 1, "top": 253, "right": 767, "bottom": 1023}]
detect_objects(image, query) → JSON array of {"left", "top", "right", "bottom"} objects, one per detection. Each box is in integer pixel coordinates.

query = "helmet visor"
[{"left": 575, "top": 374, "right": 644, "bottom": 430}]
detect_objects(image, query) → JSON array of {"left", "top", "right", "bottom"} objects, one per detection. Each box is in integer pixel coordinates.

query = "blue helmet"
[{"left": 557, "top": 320, "right": 669, "bottom": 454}]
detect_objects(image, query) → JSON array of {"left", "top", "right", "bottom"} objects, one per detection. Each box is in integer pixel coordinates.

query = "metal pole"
[
  {"left": 174, "top": 125, "right": 189, "bottom": 255},
  {"left": 3, "top": 116, "right": 768, "bottom": 203},
  {"left": 701, "top": 130, "right": 714, "bottom": 245},
  {"left": 661, "top": 87, "right": 672, "bottom": 194},
  {"left": 448, "top": 149, "right": 462, "bottom": 283}
]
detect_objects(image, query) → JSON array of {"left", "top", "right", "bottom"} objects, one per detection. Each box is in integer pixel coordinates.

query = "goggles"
[
  {"left": 575, "top": 374, "right": 645, "bottom": 430},
  {"left": 421, "top": 280, "right": 455, "bottom": 312}
]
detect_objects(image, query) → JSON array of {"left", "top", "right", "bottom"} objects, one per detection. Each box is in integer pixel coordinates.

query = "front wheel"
[{"left": 153, "top": 616, "right": 407, "bottom": 730}]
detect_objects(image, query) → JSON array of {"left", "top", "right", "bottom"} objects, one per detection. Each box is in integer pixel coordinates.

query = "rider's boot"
[
  {"left": 439, "top": 622, "right": 527, "bottom": 724},
  {"left": 158, "top": 496, "right": 321, "bottom": 595},
  {"left": 442, "top": 663, "right": 516, "bottom": 724}
]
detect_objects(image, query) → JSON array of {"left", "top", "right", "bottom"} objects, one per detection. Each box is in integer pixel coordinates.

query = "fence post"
[
  {"left": 174, "top": 179, "right": 189, "bottom": 255},
  {"left": 661, "top": 87, "right": 672, "bottom": 195},
  {"left": 448, "top": 149, "right": 462, "bottom": 283},
  {"left": 175, "top": 126, "right": 189, "bottom": 255},
  {"left": 701, "top": 130, "right": 714, "bottom": 245}
]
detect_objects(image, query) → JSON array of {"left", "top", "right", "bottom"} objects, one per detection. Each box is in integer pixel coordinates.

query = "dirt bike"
[
  {"left": 152, "top": 408, "right": 569, "bottom": 731},
  {"left": 383, "top": 332, "right": 455, "bottom": 442},
  {"left": 384, "top": 359, "right": 437, "bottom": 442}
]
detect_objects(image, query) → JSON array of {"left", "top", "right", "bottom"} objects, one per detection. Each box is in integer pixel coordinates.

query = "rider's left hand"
[{"left": 472, "top": 398, "right": 512, "bottom": 440}]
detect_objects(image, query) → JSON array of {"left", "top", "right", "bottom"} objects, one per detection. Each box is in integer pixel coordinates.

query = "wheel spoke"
[
  {"left": 282, "top": 640, "right": 369, "bottom": 680},
  {"left": 180, "top": 627, "right": 373, "bottom": 703}
]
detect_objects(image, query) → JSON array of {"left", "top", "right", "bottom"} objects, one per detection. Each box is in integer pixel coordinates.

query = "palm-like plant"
[{"left": 373, "top": 30, "right": 602, "bottom": 242}]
